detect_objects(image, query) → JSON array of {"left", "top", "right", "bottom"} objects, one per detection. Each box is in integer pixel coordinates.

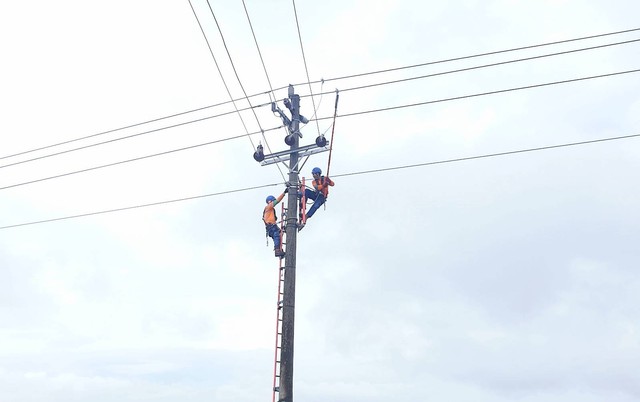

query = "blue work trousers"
[
  {"left": 266, "top": 224, "right": 281, "bottom": 249},
  {"left": 304, "top": 189, "right": 326, "bottom": 219}
]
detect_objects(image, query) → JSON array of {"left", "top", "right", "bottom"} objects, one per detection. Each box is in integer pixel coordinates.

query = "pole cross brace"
[{"left": 260, "top": 143, "right": 330, "bottom": 166}]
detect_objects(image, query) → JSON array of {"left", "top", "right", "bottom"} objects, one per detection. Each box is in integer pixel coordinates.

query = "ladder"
[
  {"left": 272, "top": 180, "right": 307, "bottom": 402},
  {"left": 299, "top": 177, "right": 307, "bottom": 226},
  {"left": 271, "top": 202, "right": 287, "bottom": 402}
]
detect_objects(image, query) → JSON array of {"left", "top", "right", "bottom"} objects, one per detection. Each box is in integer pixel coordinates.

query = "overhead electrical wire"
[
  {"left": 241, "top": 0, "right": 294, "bottom": 158},
  {"left": 302, "top": 38, "right": 640, "bottom": 100},
  {"left": 1, "top": 67, "right": 637, "bottom": 192},
  {"left": 291, "top": 0, "right": 321, "bottom": 137},
  {"left": 0, "top": 182, "right": 281, "bottom": 230},
  {"left": 293, "top": 27, "right": 640, "bottom": 87},
  {"left": 207, "top": 0, "right": 286, "bottom": 181},
  {"left": 3, "top": 27, "right": 637, "bottom": 164},
  {"left": 206, "top": 2, "right": 267, "bottom": 136},
  {"left": 331, "top": 133, "right": 640, "bottom": 179},
  {"left": 311, "top": 68, "right": 640, "bottom": 121},
  {"left": 0, "top": 99, "right": 272, "bottom": 170},
  {"left": 0, "top": 102, "right": 231, "bottom": 162},
  {"left": 188, "top": 0, "right": 257, "bottom": 150},
  {"left": 2, "top": 131, "right": 638, "bottom": 231},
  {"left": 0, "top": 125, "right": 283, "bottom": 191},
  {"left": 3, "top": 38, "right": 637, "bottom": 172},
  {"left": 241, "top": 0, "right": 277, "bottom": 101}
]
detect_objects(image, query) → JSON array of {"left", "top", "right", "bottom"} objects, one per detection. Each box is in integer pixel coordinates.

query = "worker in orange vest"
[
  {"left": 263, "top": 188, "right": 288, "bottom": 257},
  {"left": 298, "top": 167, "right": 334, "bottom": 231}
]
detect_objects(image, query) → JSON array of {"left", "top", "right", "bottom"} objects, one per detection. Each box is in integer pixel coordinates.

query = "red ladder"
[
  {"left": 299, "top": 177, "right": 307, "bottom": 226},
  {"left": 271, "top": 203, "right": 287, "bottom": 402}
]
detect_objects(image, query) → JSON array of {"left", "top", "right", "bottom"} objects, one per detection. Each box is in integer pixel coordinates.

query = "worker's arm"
[{"left": 274, "top": 192, "right": 285, "bottom": 206}]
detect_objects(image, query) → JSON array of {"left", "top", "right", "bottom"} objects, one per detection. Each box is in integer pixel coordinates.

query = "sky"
[{"left": 0, "top": 0, "right": 639, "bottom": 401}]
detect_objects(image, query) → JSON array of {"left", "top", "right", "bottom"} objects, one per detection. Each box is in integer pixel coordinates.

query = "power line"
[
  {"left": 189, "top": 0, "right": 257, "bottom": 150},
  {"left": 312, "top": 68, "right": 640, "bottom": 121},
  {"left": 0, "top": 125, "right": 283, "bottom": 191},
  {"left": 2, "top": 132, "right": 637, "bottom": 230},
  {"left": 207, "top": 1, "right": 266, "bottom": 134},
  {"left": 4, "top": 27, "right": 637, "bottom": 163},
  {"left": 207, "top": 0, "right": 286, "bottom": 181},
  {"left": 291, "top": 0, "right": 321, "bottom": 137},
  {"left": 0, "top": 182, "right": 281, "bottom": 230},
  {"left": 332, "top": 133, "right": 640, "bottom": 179},
  {"left": 242, "top": 0, "right": 292, "bottom": 144},
  {"left": 294, "top": 27, "right": 640, "bottom": 87},
  {"left": 1, "top": 67, "right": 636, "bottom": 191},
  {"left": 304, "top": 38, "right": 640, "bottom": 100},
  {"left": 0, "top": 102, "right": 232, "bottom": 162},
  {"left": 6, "top": 38, "right": 636, "bottom": 172},
  {"left": 0, "top": 100, "right": 271, "bottom": 170},
  {"left": 242, "top": 0, "right": 277, "bottom": 101}
]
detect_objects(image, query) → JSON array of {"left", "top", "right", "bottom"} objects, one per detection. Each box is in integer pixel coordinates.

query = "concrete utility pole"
[
  {"left": 256, "top": 84, "right": 329, "bottom": 402},
  {"left": 279, "top": 86, "right": 301, "bottom": 402}
]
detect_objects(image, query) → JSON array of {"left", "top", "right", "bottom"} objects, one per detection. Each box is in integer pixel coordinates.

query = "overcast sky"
[{"left": 1, "top": 1, "right": 639, "bottom": 401}]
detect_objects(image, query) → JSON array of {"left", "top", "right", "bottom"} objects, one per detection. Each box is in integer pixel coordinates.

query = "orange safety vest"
[
  {"left": 312, "top": 176, "right": 334, "bottom": 197},
  {"left": 263, "top": 203, "right": 278, "bottom": 225},
  {"left": 262, "top": 193, "right": 285, "bottom": 225}
]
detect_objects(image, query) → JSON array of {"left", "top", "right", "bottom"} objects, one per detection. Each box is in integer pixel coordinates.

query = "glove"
[{"left": 284, "top": 187, "right": 289, "bottom": 194}]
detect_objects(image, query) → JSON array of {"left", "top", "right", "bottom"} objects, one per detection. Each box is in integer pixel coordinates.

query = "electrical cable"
[
  {"left": 331, "top": 133, "right": 640, "bottom": 179},
  {"left": 2, "top": 131, "right": 637, "bottom": 230},
  {"left": 207, "top": 2, "right": 265, "bottom": 134},
  {"left": 0, "top": 101, "right": 272, "bottom": 171},
  {"left": 0, "top": 102, "right": 232, "bottom": 162},
  {"left": 5, "top": 38, "right": 635, "bottom": 172},
  {"left": 242, "top": 0, "right": 277, "bottom": 101},
  {"left": 242, "top": 0, "right": 301, "bottom": 164},
  {"left": 0, "top": 182, "right": 281, "bottom": 230},
  {"left": 292, "top": 27, "right": 640, "bottom": 87},
  {"left": 0, "top": 125, "right": 283, "bottom": 191},
  {"left": 3, "top": 27, "right": 637, "bottom": 163},
  {"left": 291, "top": 0, "right": 321, "bottom": 137},
  {"left": 302, "top": 38, "right": 640, "bottom": 100},
  {"left": 189, "top": 0, "right": 257, "bottom": 150},
  {"left": 1, "top": 67, "right": 636, "bottom": 191},
  {"left": 208, "top": 0, "right": 286, "bottom": 182},
  {"left": 311, "top": 68, "right": 640, "bottom": 122}
]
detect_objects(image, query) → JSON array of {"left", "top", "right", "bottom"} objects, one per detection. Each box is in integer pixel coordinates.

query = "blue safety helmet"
[
  {"left": 266, "top": 195, "right": 276, "bottom": 204},
  {"left": 312, "top": 167, "right": 322, "bottom": 175}
]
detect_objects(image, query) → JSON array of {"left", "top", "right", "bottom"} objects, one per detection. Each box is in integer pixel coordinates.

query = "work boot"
[{"left": 275, "top": 249, "right": 285, "bottom": 258}]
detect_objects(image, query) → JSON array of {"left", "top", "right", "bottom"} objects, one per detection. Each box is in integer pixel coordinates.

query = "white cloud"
[{"left": 1, "top": 0, "right": 639, "bottom": 401}]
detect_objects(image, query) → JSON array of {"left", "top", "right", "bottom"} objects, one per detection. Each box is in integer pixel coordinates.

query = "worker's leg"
[
  {"left": 306, "top": 193, "right": 325, "bottom": 219},
  {"left": 268, "top": 224, "right": 281, "bottom": 249}
]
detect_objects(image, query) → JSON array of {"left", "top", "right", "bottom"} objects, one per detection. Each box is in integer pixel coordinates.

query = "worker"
[
  {"left": 298, "top": 167, "right": 334, "bottom": 231},
  {"left": 263, "top": 188, "right": 288, "bottom": 258}
]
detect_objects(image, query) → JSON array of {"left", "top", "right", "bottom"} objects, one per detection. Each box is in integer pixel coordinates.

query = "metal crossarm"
[{"left": 260, "top": 143, "right": 329, "bottom": 166}]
